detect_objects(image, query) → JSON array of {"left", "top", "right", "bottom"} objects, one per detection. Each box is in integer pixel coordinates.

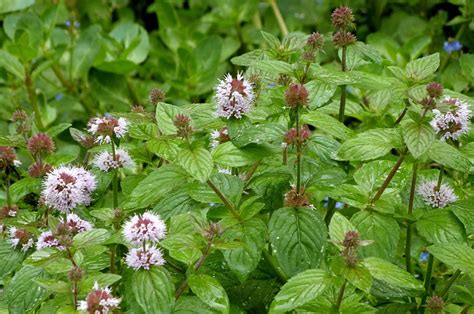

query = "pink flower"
[
  {"left": 92, "top": 149, "right": 134, "bottom": 172},
  {"left": 125, "top": 245, "right": 165, "bottom": 270},
  {"left": 78, "top": 282, "right": 120, "bottom": 314},
  {"left": 123, "top": 212, "right": 166, "bottom": 245},
  {"left": 37, "top": 231, "right": 64, "bottom": 250},
  {"left": 87, "top": 116, "right": 128, "bottom": 144},
  {"left": 215, "top": 73, "right": 254, "bottom": 119},
  {"left": 417, "top": 180, "right": 457, "bottom": 208}
]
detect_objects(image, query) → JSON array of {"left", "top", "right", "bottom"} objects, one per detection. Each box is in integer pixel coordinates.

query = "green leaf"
[
  {"left": 72, "top": 25, "right": 103, "bottom": 79},
  {"left": 269, "top": 269, "right": 331, "bottom": 313},
  {"left": 72, "top": 229, "right": 110, "bottom": 249},
  {"left": 428, "top": 244, "right": 474, "bottom": 276},
  {"left": 161, "top": 234, "right": 203, "bottom": 265},
  {"left": 402, "top": 121, "right": 435, "bottom": 158},
  {"left": 260, "top": 31, "right": 280, "bottom": 49},
  {"left": 9, "top": 177, "right": 41, "bottom": 203},
  {"left": 337, "top": 129, "right": 402, "bottom": 161},
  {"left": 155, "top": 102, "right": 185, "bottom": 135},
  {"left": 5, "top": 266, "right": 51, "bottom": 313},
  {"left": 353, "top": 160, "right": 394, "bottom": 193},
  {"left": 250, "top": 60, "right": 292, "bottom": 76},
  {"left": 146, "top": 138, "right": 181, "bottom": 161},
  {"left": 109, "top": 22, "right": 150, "bottom": 65},
  {"left": 269, "top": 207, "right": 327, "bottom": 277},
  {"left": 188, "top": 273, "right": 230, "bottom": 314},
  {"left": 46, "top": 123, "right": 72, "bottom": 137},
  {"left": 239, "top": 196, "right": 265, "bottom": 220},
  {"left": 301, "top": 111, "right": 353, "bottom": 140},
  {"left": 174, "top": 296, "right": 215, "bottom": 314},
  {"left": 222, "top": 218, "right": 266, "bottom": 281},
  {"left": 34, "top": 279, "right": 69, "bottom": 294},
  {"left": 0, "top": 50, "right": 25, "bottom": 80},
  {"left": 351, "top": 211, "right": 399, "bottom": 261},
  {"left": 0, "top": 240, "right": 23, "bottom": 279},
  {"left": 328, "top": 212, "right": 357, "bottom": 250},
  {"left": 363, "top": 257, "right": 424, "bottom": 296},
  {"left": 459, "top": 53, "right": 474, "bottom": 80},
  {"left": 212, "top": 142, "right": 271, "bottom": 167},
  {"left": 131, "top": 268, "right": 175, "bottom": 314},
  {"left": 176, "top": 147, "right": 213, "bottom": 183},
  {"left": 416, "top": 209, "right": 466, "bottom": 244},
  {"left": 0, "top": 0, "right": 34, "bottom": 13},
  {"left": 305, "top": 80, "right": 337, "bottom": 109},
  {"left": 427, "top": 140, "right": 471, "bottom": 172},
  {"left": 405, "top": 53, "right": 440, "bottom": 81}
]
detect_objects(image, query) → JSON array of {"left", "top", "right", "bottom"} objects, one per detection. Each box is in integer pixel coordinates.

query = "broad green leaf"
[
  {"left": 146, "top": 138, "right": 181, "bottom": 161},
  {"left": 212, "top": 142, "right": 273, "bottom": 167},
  {"left": 337, "top": 129, "right": 402, "bottom": 161},
  {"left": 5, "top": 266, "right": 51, "bottom": 313},
  {"left": 351, "top": 211, "right": 399, "bottom": 261},
  {"left": 405, "top": 53, "right": 439, "bottom": 81},
  {"left": 131, "top": 268, "right": 175, "bottom": 314},
  {"left": 416, "top": 209, "right": 466, "bottom": 244},
  {"left": 0, "top": 240, "right": 23, "bottom": 279},
  {"left": 449, "top": 200, "right": 474, "bottom": 236},
  {"left": 72, "top": 25, "right": 103, "bottom": 79},
  {"left": 251, "top": 60, "right": 292, "bottom": 76},
  {"left": 269, "top": 207, "right": 327, "bottom": 277},
  {"left": 174, "top": 296, "right": 215, "bottom": 314},
  {"left": 155, "top": 102, "right": 185, "bottom": 135},
  {"left": 428, "top": 140, "right": 471, "bottom": 172},
  {"left": 0, "top": 0, "right": 34, "bottom": 13},
  {"left": 188, "top": 273, "right": 230, "bottom": 314},
  {"left": 341, "top": 263, "right": 372, "bottom": 294},
  {"left": 9, "top": 177, "right": 41, "bottom": 203},
  {"left": 363, "top": 257, "right": 424, "bottom": 296},
  {"left": 269, "top": 269, "right": 331, "bottom": 313},
  {"left": 305, "top": 80, "right": 337, "bottom": 109},
  {"left": 353, "top": 160, "right": 394, "bottom": 193},
  {"left": 428, "top": 244, "right": 474, "bottom": 276},
  {"left": 109, "top": 22, "right": 150, "bottom": 65},
  {"left": 301, "top": 111, "right": 353, "bottom": 140},
  {"left": 222, "top": 218, "right": 266, "bottom": 281},
  {"left": 311, "top": 65, "right": 357, "bottom": 85},
  {"left": 239, "top": 196, "right": 265, "bottom": 220},
  {"left": 72, "top": 229, "right": 110, "bottom": 249},
  {"left": 161, "top": 234, "right": 203, "bottom": 265},
  {"left": 328, "top": 212, "right": 357, "bottom": 250},
  {"left": 0, "top": 50, "right": 25, "bottom": 79},
  {"left": 402, "top": 121, "right": 435, "bottom": 158},
  {"left": 46, "top": 123, "right": 72, "bottom": 137},
  {"left": 260, "top": 31, "right": 280, "bottom": 49},
  {"left": 34, "top": 279, "right": 69, "bottom": 294},
  {"left": 177, "top": 147, "right": 213, "bottom": 183}
]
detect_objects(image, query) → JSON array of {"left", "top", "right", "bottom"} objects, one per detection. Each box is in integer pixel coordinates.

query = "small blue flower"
[
  {"left": 335, "top": 202, "right": 344, "bottom": 209},
  {"left": 55, "top": 93, "right": 64, "bottom": 101},
  {"left": 419, "top": 251, "right": 429, "bottom": 262},
  {"left": 74, "top": 21, "right": 80, "bottom": 29},
  {"left": 65, "top": 20, "right": 71, "bottom": 27},
  {"left": 443, "top": 40, "right": 462, "bottom": 54}
]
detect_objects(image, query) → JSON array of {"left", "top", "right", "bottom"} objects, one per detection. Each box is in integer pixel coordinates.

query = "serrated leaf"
[
  {"left": 428, "top": 244, "right": 474, "bottom": 276},
  {"left": 45, "top": 123, "right": 72, "bottom": 137},
  {"left": 416, "top": 209, "right": 466, "bottom": 244},
  {"left": 402, "top": 121, "right": 435, "bottom": 158},
  {"left": 269, "top": 269, "right": 330, "bottom": 313},
  {"left": 155, "top": 102, "right": 185, "bottom": 135},
  {"left": 269, "top": 207, "right": 327, "bottom": 277},
  {"left": 0, "top": 240, "right": 23, "bottom": 279},
  {"left": 131, "top": 268, "right": 175, "bottom": 314},
  {"left": 177, "top": 147, "right": 213, "bottom": 183},
  {"left": 188, "top": 273, "right": 230, "bottom": 314},
  {"left": 146, "top": 138, "right": 181, "bottom": 161},
  {"left": 251, "top": 60, "right": 292, "bottom": 76},
  {"left": 405, "top": 53, "right": 439, "bottom": 81},
  {"left": 328, "top": 212, "right": 357, "bottom": 250},
  {"left": 72, "top": 229, "right": 110, "bottom": 249},
  {"left": 428, "top": 140, "right": 471, "bottom": 172},
  {"left": 301, "top": 111, "right": 353, "bottom": 140},
  {"left": 0, "top": 50, "right": 25, "bottom": 79},
  {"left": 305, "top": 80, "right": 337, "bottom": 109},
  {"left": 161, "top": 234, "right": 203, "bottom": 265}
]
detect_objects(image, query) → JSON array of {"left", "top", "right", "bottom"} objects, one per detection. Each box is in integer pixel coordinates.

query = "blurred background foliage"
[{"left": 0, "top": 0, "right": 473, "bottom": 132}]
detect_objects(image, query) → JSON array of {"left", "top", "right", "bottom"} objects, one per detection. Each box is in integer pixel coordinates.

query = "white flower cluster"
[
  {"left": 87, "top": 116, "right": 128, "bottom": 144},
  {"left": 430, "top": 97, "right": 471, "bottom": 141},
  {"left": 62, "top": 213, "right": 93, "bottom": 234},
  {"left": 37, "top": 231, "right": 65, "bottom": 250},
  {"left": 417, "top": 180, "right": 457, "bottom": 208},
  {"left": 8, "top": 227, "right": 34, "bottom": 252},
  {"left": 92, "top": 149, "right": 134, "bottom": 172},
  {"left": 215, "top": 73, "right": 254, "bottom": 119},
  {"left": 41, "top": 166, "right": 97, "bottom": 213},
  {"left": 78, "top": 282, "right": 121, "bottom": 314},
  {"left": 123, "top": 212, "right": 166, "bottom": 270}
]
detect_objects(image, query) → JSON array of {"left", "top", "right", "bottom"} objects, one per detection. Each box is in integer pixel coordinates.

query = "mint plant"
[{"left": 0, "top": 2, "right": 473, "bottom": 314}]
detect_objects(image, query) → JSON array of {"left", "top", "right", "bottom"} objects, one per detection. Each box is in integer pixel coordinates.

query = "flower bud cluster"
[
  {"left": 341, "top": 230, "right": 360, "bottom": 268},
  {"left": 331, "top": 6, "right": 357, "bottom": 48}
]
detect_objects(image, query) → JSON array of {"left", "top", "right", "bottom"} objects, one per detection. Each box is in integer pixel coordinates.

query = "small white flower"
[
  {"left": 63, "top": 213, "right": 93, "bottom": 234},
  {"left": 123, "top": 212, "right": 166, "bottom": 245},
  {"left": 430, "top": 97, "right": 471, "bottom": 141},
  {"left": 215, "top": 72, "right": 254, "bottom": 119},
  {"left": 87, "top": 116, "right": 128, "bottom": 144},
  {"left": 42, "top": 166, "right": 97, "bottom": 213},
  {"left": 210, "top": 130, "right": 221, "bottom": 149},
  {"left": 417, "top": 180, "right": 457, "bottom": 208},
  {"left": 78, "top": 282, "right": 121, "bottom": 313},
  {"left": 92, "top": 148, "right": 134, "bottom": 172},
  {"left": 37, "top": 231, "right": 64, "bottom": 250},
  {"left": 8, "top": 227, "right": 33, "bottom": 252},
  {"left": 218, "top": 168, "right": 232, "bottom": 175},
  {"left": 13, "top": 159, "right": 22, "bottom": 167},
  {"left": 125, "top": 245, "right": 165, "bottom": 270}
]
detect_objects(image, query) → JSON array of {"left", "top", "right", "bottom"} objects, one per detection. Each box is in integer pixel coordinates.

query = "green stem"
[
  {"left": 371, "top": 149, "right": 407, "bottom": 203},
  {"left": 110, "top": 141, "right": 118, "bottom": 274},
  {"left": 338, "top": 46, "right": 347, "bottom": 122},
  {"left": 420, "top": 254, "right": 435, "bottom": 311},
  {"left": 324, "top": 199, "right": 337, "bottom": 226},
  {"left": 207, "top": 179, "right": 241, "bottom": 221},
  {"left": 295, "top": 106, "right": 302, "bottom": 194},
  {"left": 269, "top": 0, "right": 288, "bottom": 37},
  {"left": 5, "top": 174, "right": 11, "bottom": 208},
  {"left": 24, "top": 67, "right": 44, "bottom": 130},
  {"left": 262, "top": 248, "right": 288, "bottom": 283},
  {"left": 436, "top": 166, "right": 444, "bottom": 191},
  {"left": 440, "top": 269, "right": 461, "bottom": 298},
  {"left": 394, "top": 106, "right": 408, "bottom": 125},
  {"left": 405, "top": 163, "right": 418, "bottom": 274},
  {"left": 335, "top": 279, "right": 347, "bottom": 309}
]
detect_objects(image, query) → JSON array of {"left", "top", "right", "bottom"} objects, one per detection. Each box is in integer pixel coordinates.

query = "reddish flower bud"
[
  {"left": 174, "top": 114, "right": 193, "bottom": 138},
  {"left": 285, "top": 84, "right": 309, "bottom": 108},
  {"left": 332, "top": 31, "right": 357, "bottom": 48},
  {"left": 27, "top": 133, "right": 55, "bottom": 156},
  {"left": 0, "top": 146, "right": 20, "bottom": 170},
  {"left": 149, "top": 88, "right": 165, "bottom": 105},
  {"left": 420, "top": 97, "right": 436, "bottom": 110},
  {"left": 331, "top": 6, "right": 355, "bottom": 30},
  {"left": 131, "top": 105, "right": 145, "bottom": 113},
  {"left": 284, "top": 186, "right": 311, "bottom": 208},
  {"left": 426, "top": 296, "right": 444, "bottom": 314},
  {"left": 0, "top": 205, "right": 18, "bottom": 218},
  {"left": 342, "top": 230, "right": 360, "bottom": 248},
  {"left": 307, "top": 32, "right": 325, "bottom": 50},
  {"left": 68, "top": 266, "right": 83, "bottom": 282},
  {"left": 28, "top": 161, "right": 53, "bottom": 177},
  {"left": 426, "top": 82, "right": 443, "bottom": 99},
  {"left": 11, "top": 109, "right": 27, "bottom": 122},
  {"left": 284, "top": 125, "right": 311, "bottom": 145}
]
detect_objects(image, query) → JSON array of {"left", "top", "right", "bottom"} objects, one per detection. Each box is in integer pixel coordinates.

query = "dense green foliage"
[{"left": 0, "top": 0, "right": 474, "bottom": 313}]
